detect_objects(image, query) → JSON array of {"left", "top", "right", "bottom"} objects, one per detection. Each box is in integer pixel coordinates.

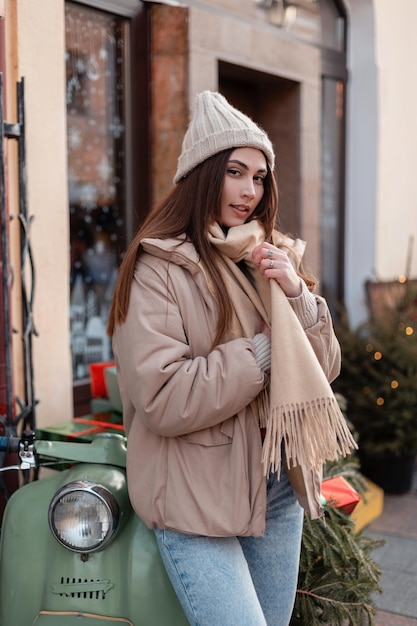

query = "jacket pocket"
[
  {"left": 165, "top": 414, "right": 254, "bottom": 536},
  {"left": 178, "top": 416, "right": 235, "bottom": 446}
]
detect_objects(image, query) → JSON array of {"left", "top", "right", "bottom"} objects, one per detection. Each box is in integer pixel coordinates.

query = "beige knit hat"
[{"left": 174, "top": 90, "right": 275, "bottom": 183}]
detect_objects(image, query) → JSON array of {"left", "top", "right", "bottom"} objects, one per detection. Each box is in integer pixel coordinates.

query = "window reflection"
[
  {"left": 66, "top": 2, "right": 126, "bottom": 380},
  {"left": 321, "top": 77, "right": 344, "bottom": 311}
]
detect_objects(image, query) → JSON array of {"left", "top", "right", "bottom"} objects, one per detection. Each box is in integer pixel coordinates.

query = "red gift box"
[
  {"left": 321, "top": 476, "right": 361, "bottom": 514},
  {"left": 89, "top": 361, "right": 115, "bottom": 398}
]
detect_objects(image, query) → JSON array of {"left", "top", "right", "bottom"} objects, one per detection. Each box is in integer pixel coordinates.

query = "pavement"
[{"left": 365, "top": 464, "right": 417, "bottom": 625}]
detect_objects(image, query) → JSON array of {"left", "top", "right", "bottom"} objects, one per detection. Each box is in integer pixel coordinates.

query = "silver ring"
[
  {"left": 267, "top": 249, "right": 274, "bottom": 259},
  {"left": 269, "top": 260, "right": 275, "bottom": 269}
]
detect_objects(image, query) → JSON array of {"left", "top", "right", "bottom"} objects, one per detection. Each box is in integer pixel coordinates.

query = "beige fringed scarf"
[{"left": 208, "top": 220, "right": 357, "bottom": 476}]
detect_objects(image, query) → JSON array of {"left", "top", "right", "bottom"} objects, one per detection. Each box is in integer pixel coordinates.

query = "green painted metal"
[
  {"left": 35, "top": 433, "right": 127, "bottom": 468},
  {"left": 0, "top": 438, "right": 188, "bottom": 626}
]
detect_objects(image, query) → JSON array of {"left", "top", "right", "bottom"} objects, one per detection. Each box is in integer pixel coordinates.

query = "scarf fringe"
[{"left": 261, "top": 396, "right": 358, "bottom": 477}]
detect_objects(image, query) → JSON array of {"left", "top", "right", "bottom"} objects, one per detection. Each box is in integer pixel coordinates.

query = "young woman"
[{"left": 107, "top": 91, "right": 356, "bottom": 625}]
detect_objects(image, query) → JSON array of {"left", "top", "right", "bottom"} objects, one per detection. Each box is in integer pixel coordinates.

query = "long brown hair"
[{"left": 107, "top": 148, "right": 278, "bottom": 342}]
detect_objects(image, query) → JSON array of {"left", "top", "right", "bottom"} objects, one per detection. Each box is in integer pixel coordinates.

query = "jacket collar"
[{"left": 140, "top": 235, "right": 201, "bottom": 275}]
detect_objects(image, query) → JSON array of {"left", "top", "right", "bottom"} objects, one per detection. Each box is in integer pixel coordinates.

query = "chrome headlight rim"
[{"left": 48, "top": 480, "right": 119, "bottom": 553}]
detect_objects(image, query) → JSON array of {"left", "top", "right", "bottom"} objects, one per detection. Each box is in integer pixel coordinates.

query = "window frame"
[{"left": 75, "top": 0, "right": 142, "bottom": 18}]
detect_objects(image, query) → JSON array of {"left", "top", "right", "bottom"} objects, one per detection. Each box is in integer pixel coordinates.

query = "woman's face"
[{"left": 219, "top": 147, "right": 267, "bottom": 228}]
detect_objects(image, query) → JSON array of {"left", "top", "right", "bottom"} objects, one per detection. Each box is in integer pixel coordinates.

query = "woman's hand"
[{"left": 252, "top": 242, "right": 302, "bottom": 297}]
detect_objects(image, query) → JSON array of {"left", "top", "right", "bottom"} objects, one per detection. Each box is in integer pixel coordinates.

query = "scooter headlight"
[{"left": 48, "top": 481, "right": 119, "bottom": 553}]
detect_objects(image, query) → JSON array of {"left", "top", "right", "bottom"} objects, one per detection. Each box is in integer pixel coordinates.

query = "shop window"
[
  {"left": 66, "top": 3, "right": 128, "bottom": 411},
  {"left": 66, "top": 0, "right": 148, "bottom": 415},
  {"left": 321, "top": 77, "right": 345, "bottom": 309},
  {"left": 319, "top": 1, "right": 347, "bottom": 312},
  {"left": 66, "top": 2, "right": 127, "bottom": 384}
]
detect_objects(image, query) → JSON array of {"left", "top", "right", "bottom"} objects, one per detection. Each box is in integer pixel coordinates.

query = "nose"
[{"left": 242, "top": 179, "right": 256, "bottom": 199}]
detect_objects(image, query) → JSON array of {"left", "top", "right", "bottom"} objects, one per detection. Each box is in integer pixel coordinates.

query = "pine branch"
[
  {"left": 297, "top": 587, "right": 375, "bottom": 610},
  {"left": 291, "top": 463, "right": 383, "bottom": 626}
]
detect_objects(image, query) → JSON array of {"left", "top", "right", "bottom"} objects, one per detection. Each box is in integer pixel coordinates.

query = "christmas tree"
[{"left": 333, "top": 281, "right": 417, "bottom": 458}]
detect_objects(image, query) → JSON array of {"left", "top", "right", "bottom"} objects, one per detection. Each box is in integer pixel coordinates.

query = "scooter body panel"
[{"left": 0, "top": 460, "right": 188, "bottom": 626}]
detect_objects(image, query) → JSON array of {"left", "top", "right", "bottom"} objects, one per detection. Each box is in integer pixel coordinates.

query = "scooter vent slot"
[{"left": 58, "top": 577, "right": 110, "bottom": 600}]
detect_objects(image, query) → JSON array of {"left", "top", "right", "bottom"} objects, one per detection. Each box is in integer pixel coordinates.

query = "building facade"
[{"left": 0, "top": 0, "right": 416, "bottom": 429}]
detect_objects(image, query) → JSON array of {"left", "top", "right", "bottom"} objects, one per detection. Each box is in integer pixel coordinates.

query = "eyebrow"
[{"left": 228, "top": 159, "right": 268, "bottom": 174}]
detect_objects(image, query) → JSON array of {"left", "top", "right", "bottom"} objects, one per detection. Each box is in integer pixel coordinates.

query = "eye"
[
  {"left": 254, "top": 175, "right": 266, "bottom": 185},
  {"left": 227, "top": 168, "right": 241, "bottom": 177}
]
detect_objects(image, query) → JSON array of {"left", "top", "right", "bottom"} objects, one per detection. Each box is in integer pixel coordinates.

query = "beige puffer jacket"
[{"left": 112, "top": 235, "right": 341, "bottom": 536}]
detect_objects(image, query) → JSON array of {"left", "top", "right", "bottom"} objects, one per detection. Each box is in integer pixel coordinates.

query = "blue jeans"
[{"left": 154, "top": 469, "right": 303, "bottom": 626}]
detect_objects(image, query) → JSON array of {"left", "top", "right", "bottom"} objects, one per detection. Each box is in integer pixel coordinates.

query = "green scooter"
[{"left": 0, "top": 431, "right": 189, "bottom": 626}]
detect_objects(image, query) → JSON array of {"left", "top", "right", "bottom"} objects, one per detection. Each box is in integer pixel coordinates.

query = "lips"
[{"left": 231, "top": 204, "right": 250, "bottom": 214}]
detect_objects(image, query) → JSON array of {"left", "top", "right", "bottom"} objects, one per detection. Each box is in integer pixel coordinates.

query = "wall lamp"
[{"left": 255, "top": 0, "right": 316, "bottom": 30}]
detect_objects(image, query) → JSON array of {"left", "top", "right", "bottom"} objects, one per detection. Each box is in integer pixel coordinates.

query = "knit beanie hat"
[{"left": 174, "top": 90, "right": 275, "bottom": 183}]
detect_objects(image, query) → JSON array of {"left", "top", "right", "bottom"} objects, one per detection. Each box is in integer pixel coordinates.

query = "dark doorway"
[{"left": 219, "top": 61, "right": 301, "bottom": 238}]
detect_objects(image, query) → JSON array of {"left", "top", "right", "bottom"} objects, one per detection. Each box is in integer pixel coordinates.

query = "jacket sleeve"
[
  {"left": 113, "top": 262, "right": 265, "bottom": 438},
  {"left": 303, "top": 295, "right": 341, "bottom": 383}
]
